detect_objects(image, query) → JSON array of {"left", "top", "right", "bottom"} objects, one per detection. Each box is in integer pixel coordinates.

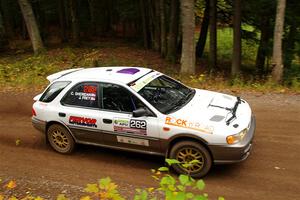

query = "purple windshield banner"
[{"left": 117, "top": 68, "right": 140, "bottom": 75}]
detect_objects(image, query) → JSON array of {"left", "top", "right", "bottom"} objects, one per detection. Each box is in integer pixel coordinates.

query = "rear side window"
[
  {"left": 40, "top": 81, "right": 70, "bottom": 103},
  {"left": 61, "top": 82, "right": 100, "bottom": 108}
]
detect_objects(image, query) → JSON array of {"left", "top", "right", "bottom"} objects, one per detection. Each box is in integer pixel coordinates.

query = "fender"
[
  {"left": 45, "top": 120, "right": 78, "bottom": 143},
  {"left": 163, "top": 133, "right": 209, "bottom": 157}
]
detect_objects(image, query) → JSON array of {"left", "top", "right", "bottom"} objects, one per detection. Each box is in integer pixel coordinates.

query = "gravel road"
[{"left": 0, "top": 91, "right": 299, "bottom": 199}]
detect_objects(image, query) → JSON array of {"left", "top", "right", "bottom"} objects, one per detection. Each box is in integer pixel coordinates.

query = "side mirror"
[{"left": 132, "top": 107, "right": 150, "bottom": 118}]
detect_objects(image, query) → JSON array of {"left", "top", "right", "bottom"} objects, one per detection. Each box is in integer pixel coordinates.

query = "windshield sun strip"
[
  {"left": 127, "top": 70, "right": 154, "bottom": 87},
  {"left": 129, "top": 71, "right": 162, "bottom": 92}
]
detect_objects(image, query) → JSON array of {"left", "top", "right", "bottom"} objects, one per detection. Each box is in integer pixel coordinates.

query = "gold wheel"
[
  {"left": 176, "top": 147, "right": 205, "bottom": 173},
  {"left": 169, "top": 141, "right": 212, "bottom": 178},
  {"left": 51, "top": 129, "right": 69, "bottom": 149},
  {"left": 47, "top": 124, "right": 75, "bottom": 154}
]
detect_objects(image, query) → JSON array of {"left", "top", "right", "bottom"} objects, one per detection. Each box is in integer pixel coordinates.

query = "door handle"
[
  {"left": 103, "top": 119, "right": 112, "bottom": 124},
  {"left": 58, "top": 112, "right": 66, "bottom": 117}
]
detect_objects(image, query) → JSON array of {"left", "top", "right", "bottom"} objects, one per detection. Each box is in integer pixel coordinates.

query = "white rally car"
[{"left": 32, "top": 67, "right": 255, "bottom": 177}]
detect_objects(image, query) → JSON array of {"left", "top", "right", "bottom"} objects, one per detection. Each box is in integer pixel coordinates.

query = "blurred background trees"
[{"left": 0, "top": 0, "right": 299, "bottom": 84}]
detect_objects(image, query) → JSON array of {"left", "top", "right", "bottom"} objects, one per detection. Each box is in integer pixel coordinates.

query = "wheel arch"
[
  {"left": 45, "top": 121, "right": 76, "bottom": 141},
  {"left": 165, "top": 134, "right": 213, "bottom": 160}
]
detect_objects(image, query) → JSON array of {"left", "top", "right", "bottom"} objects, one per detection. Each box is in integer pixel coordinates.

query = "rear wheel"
[
  {"left": 47, "top": 124, "right": 75, "bottom": 154},
  {"left": 169, "top": 141, "right": 212, "bottom": 178}
]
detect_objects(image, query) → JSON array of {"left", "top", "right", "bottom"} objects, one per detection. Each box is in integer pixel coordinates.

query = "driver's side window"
[{"left": 101, "top": 83, "right": 144, "bottom": 113}]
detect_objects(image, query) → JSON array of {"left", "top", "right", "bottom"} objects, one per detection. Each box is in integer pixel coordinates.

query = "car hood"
[{"left": 165, "top": 89, "right": 252, "bottom": 136}]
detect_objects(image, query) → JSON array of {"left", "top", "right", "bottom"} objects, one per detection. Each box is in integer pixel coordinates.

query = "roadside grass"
[{"left": 0, "top": 39, "right": 299, "bottom": 93}]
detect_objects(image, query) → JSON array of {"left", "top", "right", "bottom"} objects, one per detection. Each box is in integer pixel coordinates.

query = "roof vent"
[{"left": 117, "top": 68, "right": 140, "bottom": 75}]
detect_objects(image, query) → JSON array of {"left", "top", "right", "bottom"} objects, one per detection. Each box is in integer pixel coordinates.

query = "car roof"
[{"left": 57, "top": 66, "right": 154, "bottom": 84}]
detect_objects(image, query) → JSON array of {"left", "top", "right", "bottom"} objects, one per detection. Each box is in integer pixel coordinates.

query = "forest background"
[{"left": 0, "top": 0, "right": 299, "bottom": 92}]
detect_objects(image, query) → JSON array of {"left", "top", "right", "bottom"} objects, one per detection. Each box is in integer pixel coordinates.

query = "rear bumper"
[
  {"left": 32, "top": 117, "right": 46, "bottom": 133},
  {"left": 209, "top": 115, "right": 256, "bottom": 164}
]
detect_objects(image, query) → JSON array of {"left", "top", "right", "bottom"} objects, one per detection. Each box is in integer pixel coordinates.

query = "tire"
[
  {"left": 47, "top": 124, "right": 75, "bottom": 154},
  {"left": 169, "top": 141, "right": 212, "bottom": 178}
]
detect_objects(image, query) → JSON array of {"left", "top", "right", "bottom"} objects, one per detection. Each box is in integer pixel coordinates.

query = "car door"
[
  {"left": 98, "top": 82, "right": 162, "bottom": 154},
  {"left": 59, "top": 82, "right": 104, "bottom": 144}
]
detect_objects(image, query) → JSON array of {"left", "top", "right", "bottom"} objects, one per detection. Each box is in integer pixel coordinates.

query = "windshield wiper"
[
  {"left": 226, "top": 97, "right": 242, "bottom": 125},
  {"left": 165, "top": 89, "right": 195, "bottom": 114},
  {"left": 209, "top": 104, "right": 232, "bottom": 111}
]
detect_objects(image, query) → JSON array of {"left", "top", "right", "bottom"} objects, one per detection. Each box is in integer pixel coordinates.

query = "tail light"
[{"left": 32, "top": 108, "right": 37, "bottom": 116}]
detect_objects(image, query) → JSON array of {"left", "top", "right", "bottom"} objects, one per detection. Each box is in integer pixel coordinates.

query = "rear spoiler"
[{"left": 46, "top": 68, "right": 83, "bottom": 82}]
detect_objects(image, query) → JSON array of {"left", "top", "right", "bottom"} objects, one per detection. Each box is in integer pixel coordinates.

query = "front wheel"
[
  {"left": 169, "top": 141, "right": 212, "bottom": 178},
  {"left": 47, "top": 124, "right": 75, "bottom": 154}
]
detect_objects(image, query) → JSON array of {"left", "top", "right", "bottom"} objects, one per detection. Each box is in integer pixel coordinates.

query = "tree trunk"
[
  {"left": 21, "top": 18, "right": 27, "bottom": 39},
  {"left": 255, "top": 16, "right": 270, "bottom": 76},
  {"left": 209, "top": 0, "right": 217, "bottom": 69},
  {"left": 0, "top": 0, "right": 14, "bottom": 38},
  {"left": 231, "top": 0, "right": 241, "bottom": 76},
  {"left": 196, "top": 0, "right": 209, "bottom": 58},
  {"left": 140, "top": 0, "right": 149, "bottom": 49},
  {"left": 166, "top": 0, "right": 179, "bottom": 63},
  {"left": 147, "top": 0, "right": 155, "bottom": 49},
  {"left": 271, "top": 0, "right": 286, "bottom": 83},
  {"left": 0, "top": 9, "right": 8, "bottom": 49},
  {"left": 18, "top": 0, "right": 44, "bottom": 54},
  {"left": 69, "top": 0, "right": 80, "bottom": 45},
  {"left": 58, "top": 0, "right": 68, "bottom": 42},
  {"left": 32, "top": 0, "right": 45, "bottom": 40},
  {"left": 160, "top": 0, "right": 167, "bottom": 57},
  {"left": 284, "top": 20, "right": 296, "bottom": 69},
  {"left": 88, "top": 0, "right": 96, "bottom": 36},
  {"left": 180, "top": 0, "right": 195, "bottom": 74},
  {"left": 153, "top": 0, "right": 161, "bottom": 51}
]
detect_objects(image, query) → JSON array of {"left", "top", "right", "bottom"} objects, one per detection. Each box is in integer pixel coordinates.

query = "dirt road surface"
[{"left": 0, "top": 92, "right": 299, "bottom": 199}]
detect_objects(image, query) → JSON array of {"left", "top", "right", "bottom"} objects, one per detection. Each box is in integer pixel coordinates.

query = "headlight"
[{"left": 226, "top": 128, "right": 248, "bottom": 144}]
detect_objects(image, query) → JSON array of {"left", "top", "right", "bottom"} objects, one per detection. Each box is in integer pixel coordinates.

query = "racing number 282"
[{"left": 130, "top": 119, "right": 147, "bottom": 130}]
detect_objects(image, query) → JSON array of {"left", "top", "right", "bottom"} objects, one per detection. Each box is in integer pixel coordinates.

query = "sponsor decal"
[
  {"left": 113, "top": 118, "right": 130, "bottom": 127},
  {"left": 69, "top": 116, "right": 97, "bottom": 127},
  {"left": 165, "top": 116, "right": 213, "bottom": 134},
  {"left": 70, "top": 85, "right": 97, "bottom": 101},
  {"left": 113, "top": 118, "right": 147, "bottom": 135},
  {"left": 117, "top": 68, "right": 140, "bottom": 75},
  {"left": 117, "top": 136, "right": 149, "bottom": 146},
  {"left": 130, "top": 72, "right": 161, "bottom": 92},
  {"left": 84, "top": 85, "right": 97, "bottom": 94}
]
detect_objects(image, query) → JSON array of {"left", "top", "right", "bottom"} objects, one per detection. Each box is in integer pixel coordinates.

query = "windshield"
[{"left": 137, "top": 75, "right": 195, "bottom": 114}]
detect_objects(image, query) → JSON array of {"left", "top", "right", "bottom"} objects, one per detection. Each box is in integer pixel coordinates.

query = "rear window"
[{"left": 40, "top": 81, "right": 70, "bottom": 103}]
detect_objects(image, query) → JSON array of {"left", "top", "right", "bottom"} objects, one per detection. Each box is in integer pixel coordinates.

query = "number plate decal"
[
  {"left": 130, "top": 119, "right": 147, "bottom": 130},
  {"left": 113, "top": 118, "right": 147, "bottom": 135}
]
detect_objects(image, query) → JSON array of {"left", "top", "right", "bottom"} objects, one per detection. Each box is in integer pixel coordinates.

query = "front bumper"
[
  {"left": 209, "top": 115, "right": 256, "bottom": 164},
  {"left": 32, "top": 117, "right": 46, "bottom": 133}
]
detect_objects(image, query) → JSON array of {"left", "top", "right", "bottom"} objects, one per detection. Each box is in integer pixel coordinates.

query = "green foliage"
[
  {"left": 203, "top": 27, "right": 258, "bottom": 66},
  {"left": 0, "top": 51, "right": 70, "bottom": 89},
  {"left": 0, "top": 45, "right": 298, "bottom": 93},
  {"left": 165, "top": 158, "right": 181, "bottom": 166},
  {"left": 84, "top": 177, "right": 125, "bottom": 200},
  {"left": 0, "top": 159, "right": 225, "bottom": 200},
  {"left": 136, "top": 159, "right": 222, "bottom": 200},
  {"left": 56, "top": 194, "right": 69, "bottom": 200}
]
